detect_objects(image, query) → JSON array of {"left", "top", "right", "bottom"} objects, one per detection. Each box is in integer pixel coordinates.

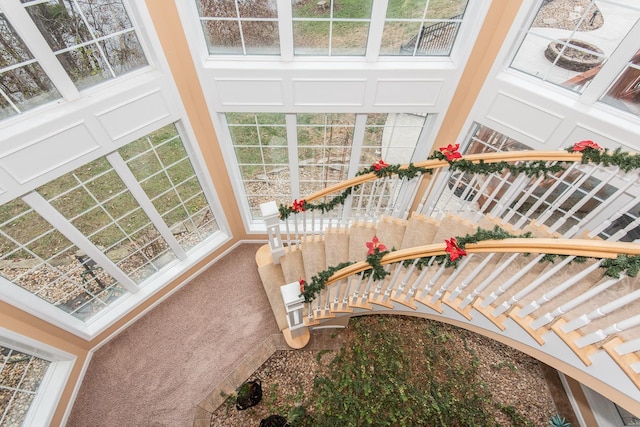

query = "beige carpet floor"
[{"left": 66, "top": 243, "right": 279, "bottom": 427}]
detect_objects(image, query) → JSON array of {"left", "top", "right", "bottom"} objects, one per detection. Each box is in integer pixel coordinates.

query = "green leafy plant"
[{"left": 549, "top": 414, "right": 571, "bottom": 427}]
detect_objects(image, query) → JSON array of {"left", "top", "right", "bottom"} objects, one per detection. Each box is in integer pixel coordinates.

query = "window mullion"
[
  {"left": 581, "top": 18, "right": 640, "bottom": 104},
  {"left": 277, "top": 0, "right": 294, "bottom": 60},
  {"left": 286, "top": 114, "right": 300, "bottom": 198},
  {"left": 106, "top": 152, "right": 188, "bottom": 261},
  {"left": 21, "top": 191, "right": 139, "bottom": 293},
  {"left": 365, "top": 0, "right": 388, "bottom": 61},
  {"left": 347, "top": 114, "right": 368, "bottom": 177},
  {"left": 2, "top": 0, "right": 80, "bottom": 99}
]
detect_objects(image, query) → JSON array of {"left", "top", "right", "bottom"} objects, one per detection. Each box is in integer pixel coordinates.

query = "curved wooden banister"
[
  {"left": 320, "top": 238, "right": 640, "bottom": 288},
  {"left": 304, "top": 150, "right": 584, "bottom": 203}
]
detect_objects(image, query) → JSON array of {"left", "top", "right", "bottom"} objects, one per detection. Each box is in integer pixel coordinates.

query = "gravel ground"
[{"left": 211, "top": 318, "right": 559, "bottom": 426}]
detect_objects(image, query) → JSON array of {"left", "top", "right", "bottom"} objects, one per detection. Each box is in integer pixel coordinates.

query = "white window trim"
[{"left": 0, "top": 328, "right": 76, "bottom": 427}]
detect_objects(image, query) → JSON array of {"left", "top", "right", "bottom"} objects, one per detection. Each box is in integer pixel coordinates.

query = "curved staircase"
[{"left": 256, "top": 147, "right": 640, "bottom": 415}]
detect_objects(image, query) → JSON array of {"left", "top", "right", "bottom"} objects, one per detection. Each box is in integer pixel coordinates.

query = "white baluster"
[
  {"left": 509, "top": 256, "right": 575, "bottom": 315},
  {"left": 430, "top": 254, "right": 474, "bottom": 303},
  {"left": 460, "top": 253, "right": 519, "bottom": 309},
  {"left": 407, "top": 259, "right": 433, "bottom": 298},
  {"left": 514, "top": 164, "right": 578, "bottom": 229},
  {"left": 537, "top": 164, "right": 597, "bottom": 226},
  {"left": 576, "top": 313, "right": 640, "bottom": 348},
  {"left": 588, "top": 189, "right": 640, "bottom": 238},
  {"left": 530, "top": 276, "right": 621, "bottom": 330},
  {"left": 560, "top": 277, "right": 640, "bottom": 333},
  {"left": 395, "top": 259, "right": 419, "bottom": 298},
  {"left": 383, "top": 263, "right": 404, "bottom": 299},
  {"left": 518, "top": 260, "right": 603, "bottom": 318},
  {"left": 501, "top": 174, "right": 546, "bottom": 226},
  {"left": 418, "top": 264, "right": 446, "bottom": 299},
  {"left": 489, "top": 254, "right": 546, "bottom": 314},
  {"left": 448, "top": 254, "right": 495, "bottom": 301},
  {"left": 550, "top": 167, "right": 619, "bottom": 234}
]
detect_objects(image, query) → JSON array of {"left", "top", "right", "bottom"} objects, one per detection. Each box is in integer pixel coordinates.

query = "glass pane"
[
  {"left": 201, "top": 20, "right": 243, "bottom": 54},
  {"left": 380, "top": 21, "right": 422, "bottom": 56},
  {"left": 196, "top": 0, "right": 237, "bottom": 18},
  {"left": 25, "top": 0, "right": 147, "bottom": 90},
  {"left": 359, "top": 113, "right": 425, "bottom": 167},
  {"left": 333, "top": 0, "right": 373, "bottom": 19},
  {"left": 0, "top": 198, "right": 128, "bottom": 320},
  {"left": 332, "top": 21, "right": 368, "bottom": 56},
  {"left": 242, "top": 21, "right": 280, "bottom": 55},
  {"left": 293, "top": 21, "right": 329, "bottom": 55},
  {"left": 227, "top": 113, "right": 290, "bottom": 219},
  {"left": 99, "top": 32, "right": 148, "bottom": 77},
  {"left": 293, "top": 0, "right": 330, "bottom": 19},
  {"left": 600, "top": 50, "right": 640, "bottom": 117},
  {"left": 119, "top": 124, "right": 220, "bottom": 251},
  {"left": 0, "top": 347, "right": 50, "bottom": 427},
  {"left": 39, "top": 157, "right": 177, "bottom": 284},
  {"left": 386, "top": 0, "right": 427, "bottom": 19},
  {"left": 238, "top": 0, "right": 278, "bottom": 18},
  {"left": 0, "top": 13, "right": 61, "bottom": 118},
  {"left": 26, "top": 1, "right": 94, "bottom": 49},
  {"left": 510, "top": 1, "right": 640, "bottom": 93},
  {"left": 426, "top": 0, "right": 468, "bottom": 19}
]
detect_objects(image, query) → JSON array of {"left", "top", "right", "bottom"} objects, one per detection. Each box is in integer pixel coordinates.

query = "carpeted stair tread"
[
  {"left": 400, "top": 214, "right": 439, "bottom": 249},
  {"left": 280, "top": 249, "right": 306, "bottom": 283},
  {"left": 432, "top": 215, "right": 476, "bottom": 244},
  {"left": 257, "top": 263, "right": 289, "bottom": 331},
  {"left": 376, "top": 218, "right": 407, "bottom": 252},
  {"left": 301, "top": 237, "right": 327, "bottom": 279},
  {"left": 348, "top": 222, "right": 378, "bottom": 262},
  {"left": 324, "top": 229, "right": 349, "bottom": 268}
]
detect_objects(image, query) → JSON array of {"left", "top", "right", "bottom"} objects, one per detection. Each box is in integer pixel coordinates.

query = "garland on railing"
[
  {"left": 299, "top": 226, "right": 532, "bottom": 302},
  {"left": 567, "top": 140, "right": 640, "bottom": 172},
  {"left": 297, "top": 225, "right": 640, "bottom": 302},
  {"left": 279, "top": 141, "right": 637, "bottom": 219}
]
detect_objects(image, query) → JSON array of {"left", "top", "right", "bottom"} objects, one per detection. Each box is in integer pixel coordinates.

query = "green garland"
[
  {"left": 279, "top": 144, "right": 633, "bottom": 219},
  {"left": 567, "top": 146, "right": 640, "bottom": 172}
]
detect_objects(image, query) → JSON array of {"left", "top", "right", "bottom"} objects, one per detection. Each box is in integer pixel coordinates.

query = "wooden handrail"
[
  {"left": 305, "top": 150, "right": 584, "bottom": 203},
  {"left": 320, "top": 238, "right": 640, "bottom": 288}
]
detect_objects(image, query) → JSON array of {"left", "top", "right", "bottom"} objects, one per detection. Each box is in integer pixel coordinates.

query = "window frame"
[
  {"left": 0, "top": 328, "right": 75, "bottom": 427},
  {"left": 218, "top": 112, "right": 433, "bottom": 231},
  {"left": 190, "top": 0, "right": 484, "bottom": 63},
  {"left": 0, "top": 0, "right": 154, "bottom": 118}
]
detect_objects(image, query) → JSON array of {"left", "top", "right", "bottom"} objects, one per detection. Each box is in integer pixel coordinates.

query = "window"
[
  {"left": 0, "top": 123, "right": 221, "bottom": 322},
  {"left": 0, "top": 345, "right": 50, "bottom": 426},
  {"left": 23, "top": 0, "right": 148, "bottom": 90},
  {"left": 601, "top": 49, "right": 640, "bottom": 117},
  {"left": 195, "top": 0, "right": 469, "bottom": 57},
  {"left": 118, "top": 124, "right": 220, "bottom": 251},
  {"left": 292, "top": 0, "right": 372, "bottom": 56},
  {"left": 196, "top": 0, "right": 280, "bottom": 55},
  {"left": 0, "top": 198, "right": 129, "bottom": 321},
  {"left": 381, "top": 0, "right": 468, "bottom": 56},
  {"left": 0, "top": 12, "right": 60, "bottom": 119},
  {"left": 225, "top": 112, "right": 428, "bottom": 220},
  {"left": 510, "top": 0, "right": 640, "bottom": 93}
]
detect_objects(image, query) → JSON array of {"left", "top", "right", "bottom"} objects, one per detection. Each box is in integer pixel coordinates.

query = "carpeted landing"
[{"left": 66, "top": 243, "right": 279, "bottom": 427}]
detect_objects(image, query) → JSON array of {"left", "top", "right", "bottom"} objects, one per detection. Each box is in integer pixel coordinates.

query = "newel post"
[
  {"left": 260, "top": 201, "right": 285, "bottom": 264},
  {"left": 280, "top": 281, "right": 310, "bottom": 348}
]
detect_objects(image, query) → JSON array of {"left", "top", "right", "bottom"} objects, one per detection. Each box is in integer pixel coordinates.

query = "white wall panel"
[
  {"left": 96, "top": 90, "right": 171, "bottom": 141},
  {"left": 292, "top": 79, "right": 366, "bottom": 106},
  {"left": 486, "top": 92, "right": 565, "bottom": 144},
  {"left": 566, "top": 124, "right": 625, "bottom": 151},
  {"left": 0, "top": 122, "right": 99, "bottom": 184},
  {"left": 216, "top": 79, "right": 284, "bottom": 106},
  {"left": 373, "top": 79, "right": 443, "bottom": 106}
]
